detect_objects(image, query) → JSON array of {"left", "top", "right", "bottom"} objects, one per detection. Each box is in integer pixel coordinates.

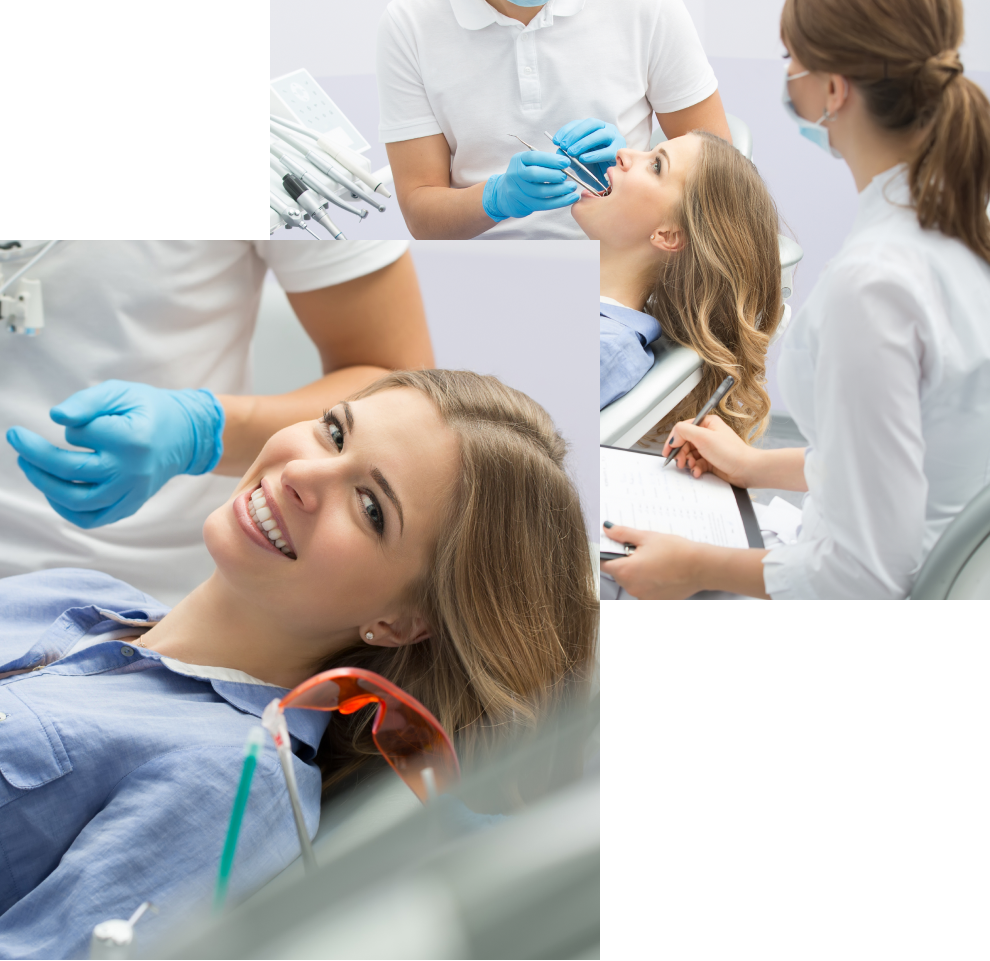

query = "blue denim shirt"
[
  {"left": 0, "top": 569, "right": 329, "bottom": 960},
  {"left": 599, "top": 301, "right": 663, "bottom": 409}
]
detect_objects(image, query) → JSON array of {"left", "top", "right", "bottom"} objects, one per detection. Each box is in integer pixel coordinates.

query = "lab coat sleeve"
[
  {"left": 253, "top": 239, "right": 410, "bottom": 293},
  {"left": 0, "top": 747, "right": 315, "bottom": 961},
  {"left": 762, "top": 260, "right": 930, "bottom": 599},
  {"left": 376, "top": 3, "right": 444, "bottom": 143},
  {"left": 600, "top": 317, "right": 655, "bottom": 409},
  {"left": 646, "top": 0, "right": 718, "bottom": 114}
]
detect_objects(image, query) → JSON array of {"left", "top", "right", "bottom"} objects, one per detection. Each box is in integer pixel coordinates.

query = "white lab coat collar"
[
  {"left": 449, "top": 0, "right": 585, "bottom": 30},
  {"left": 851, "top": 163, "right": 911, "bottom": 236}
]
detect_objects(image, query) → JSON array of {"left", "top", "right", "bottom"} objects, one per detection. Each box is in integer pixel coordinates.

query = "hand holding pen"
[{"left": 663, "top": 375, "right": 736, "bottom": 468}]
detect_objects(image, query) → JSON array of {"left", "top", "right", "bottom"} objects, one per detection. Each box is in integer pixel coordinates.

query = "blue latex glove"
[
  {"left": 552, "top": 118, "right": 627, "bottom": 190},
  {"left": 482, "top": 150, "right": 581, "bottom": 221},
  {"left": 6, "top": 380, "right": 225, "bottom": 529}
]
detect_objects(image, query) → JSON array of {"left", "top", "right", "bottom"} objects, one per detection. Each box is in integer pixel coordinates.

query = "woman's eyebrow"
[
  {"left": 656, "top": 147, "right": 669, "bottom": 171},
  {"left": 342, "top": 401, "right": 354, "bottom": 431},
  {"left": 371, "top": 467, "right": 404, "bottom": 534}
]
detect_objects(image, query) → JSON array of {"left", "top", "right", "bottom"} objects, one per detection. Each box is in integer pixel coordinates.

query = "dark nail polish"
[{"left": 603, "top": 520, "right": 614, "bottom": 529}]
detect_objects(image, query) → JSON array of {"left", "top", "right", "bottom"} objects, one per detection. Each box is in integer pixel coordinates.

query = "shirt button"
[
  {"left": 121, "top": 646, "right": 135, "bottom": 657},
  {"left": 0, "top": 713, "right": 8, "bottom": 722},
  {"left": 524, "top": 66, "right": 533, "bottom": 74}
]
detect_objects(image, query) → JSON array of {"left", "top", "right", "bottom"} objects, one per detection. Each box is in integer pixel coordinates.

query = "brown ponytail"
[{"left": 781, "top": 0, "right": 990, "bottom": 264}]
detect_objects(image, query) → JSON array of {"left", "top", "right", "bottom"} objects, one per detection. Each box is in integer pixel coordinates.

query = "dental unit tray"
[{"left": 269, "top": 69, "right": 393, "bottom": 237}]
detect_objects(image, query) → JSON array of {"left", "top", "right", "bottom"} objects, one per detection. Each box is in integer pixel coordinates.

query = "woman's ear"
[
  {"left": 359, "top": 613, "right": 431, "bottom": 648},
  {"left": 649, "top": 226, "right": 687, "bottom": 254}
]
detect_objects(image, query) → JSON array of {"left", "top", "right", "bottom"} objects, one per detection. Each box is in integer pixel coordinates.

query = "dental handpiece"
[
  {"left": 508, "top": 134, "right": 606, "bottom": 197},
  {"left": 269, "top": 191, "right": 321, "bottom": 239},
  {"left": 281, "top": 174, "right": 346, "bottom": 239},
  {"left": 270, "top": 142, "right": 368, "bottom": 219},
  {"left": 269, "top": 114, "right": 392, "bottom": 198},
  {"left": 542, "top": 131, "right": 610, "bottom": 194},
  {"left": 270, "top": 122, "right": 386, "bottom": 212}
]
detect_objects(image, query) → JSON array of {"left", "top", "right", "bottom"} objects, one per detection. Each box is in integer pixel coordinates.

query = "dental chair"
[{"left": 910, "top": 483, "right": 990, "bottom": 599}]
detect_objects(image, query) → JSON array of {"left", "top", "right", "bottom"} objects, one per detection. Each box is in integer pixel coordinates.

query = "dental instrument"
[
  {"left": 270, "top": 121, "right": 386, "bottom": 211},
  {"left": 508, "top": 135, "right": 606, "bottom": 197},
  {"left": 269, "top": 143, "right": 369, "bottom": 220},
  {"left": 214, "top": 727, "right": 266, "bottom": 912},
  {"left": 268, "top": 191, "right": 321, "bottom": 239},
  {"left": 543, "top": 131, "right": 610, "bottom": 194},
  {"left": 663, "top": 375, "right": 736, "bottom": 467},
  {"left": 0, "top": 239, "right": 62, "bottom": 335},
  {"left": 269, "top": 114, "right": 391, "bottom": 198},
  {"left": 279, "top": 173, "right": 346, "bottom": 240}
]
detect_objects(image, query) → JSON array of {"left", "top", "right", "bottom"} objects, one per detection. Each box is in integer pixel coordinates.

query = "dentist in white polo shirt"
[{"left": 377, "top": 0, "right": 730, "bottom": 240}]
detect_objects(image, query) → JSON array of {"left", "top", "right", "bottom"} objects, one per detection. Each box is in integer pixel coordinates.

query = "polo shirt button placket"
[{"left": 516, "top": 30, "right": 541, "bottom": 110}]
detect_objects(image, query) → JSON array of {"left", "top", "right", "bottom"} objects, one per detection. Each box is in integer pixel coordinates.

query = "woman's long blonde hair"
[
  {"left": 781, "top": 0, "right": 990, "bottom": 265},
  {"left": 645, "top": 131, "right": 783, "bottom": 444},
  {"left": 314, "top": 370, "right": 598, "bottom": 796}
]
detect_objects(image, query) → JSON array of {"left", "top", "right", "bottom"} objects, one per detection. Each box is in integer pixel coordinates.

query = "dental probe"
[
  {"left": 507, "top": 134, "right": 605, "bottom": 197},
  {"left": 269, "top": 114, "right": 392, "bottom": 198},
  {"left": 542, "top": 131, "right": 610, "bottom": 194},
  {"left": 270, "top": 121, "right": 386, "bottom": 212},
  {"left": 270, "top": 142, "right": 369, "bottom": 219},
  {"left": 269, "top": 191, "right": 321, "bottom": 239},
  {"left": 281, "top": 174, "right": 346, "bottom": 239}
]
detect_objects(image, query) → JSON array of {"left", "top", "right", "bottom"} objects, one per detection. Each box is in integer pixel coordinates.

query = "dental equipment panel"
[
  {"left": 269, "top": 70, "right": 393, "bottom": 238},
  {"left": 0, "top": 240, "right": 61, "bottom": 335}
]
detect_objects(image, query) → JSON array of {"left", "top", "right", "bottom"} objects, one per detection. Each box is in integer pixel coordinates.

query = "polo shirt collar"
[{"left": 449, "top": 0, "right": 585, "bottom": 30}]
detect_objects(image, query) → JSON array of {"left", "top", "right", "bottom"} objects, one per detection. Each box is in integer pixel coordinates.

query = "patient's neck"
[
  {"left": 139, "top": 573, "right": 355, "bottom": 690},
  {"left": 599, "top": 243, "right": 660, "bottom": 313}
]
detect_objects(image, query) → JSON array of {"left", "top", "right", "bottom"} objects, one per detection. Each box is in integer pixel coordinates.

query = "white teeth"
[
  {"left": 254, "top": 506, "right": 272, "bottom": 522},
  {"left": 261, "top": 519, "right": 277, "bottom": 531},
  {"left": 267, "top": 528, "right": 282, "bottom": 541},
  {"left": 253, "top": 496, "right": 267, "bottom": 510},
  {"left": 246, "top": 488, "right": 293, "bottom": 556},
  {"left": 274, "top": 539, "right": 287, "bottom": 548}
]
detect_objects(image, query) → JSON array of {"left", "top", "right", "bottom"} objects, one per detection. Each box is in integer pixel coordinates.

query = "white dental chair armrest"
[{"left": 600, "top": 340, "right": 703, "bottom": 448}]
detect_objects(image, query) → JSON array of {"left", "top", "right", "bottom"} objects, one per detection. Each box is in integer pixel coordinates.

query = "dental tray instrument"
[
  {"left": 269, "top": 142, "right": 368, "bottom": 220},
  {"left": 269, "top": 114, "right": 391, "bottom": 198},
  {"left": 543, "top": 131, "right": 610, "bottom": 194},
  {"left": 507, "top": 135, "right": 607, "bottom": 197},
  {"left": 270, "top": 158, "right": 346, "bottom": 239},
  {"left": 270, "top": 121, "right": 386, "bottom": 212}
]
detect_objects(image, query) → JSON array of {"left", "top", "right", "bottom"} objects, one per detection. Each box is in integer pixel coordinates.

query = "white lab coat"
[
  {"left": 0, "top": 240, "right": 408, "bottom": 606},
  {"left": 763, "top": 166, "right": 990, "bottom": 599}
]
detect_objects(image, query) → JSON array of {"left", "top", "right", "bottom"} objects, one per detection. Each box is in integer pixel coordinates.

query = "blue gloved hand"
[
  {"left": 483, "top": 150, "right": 581, "bottom": 221},
  {"left": 552, "top": 118, "right": 627, "bottom": 190},
  {"left": 6, "top": 380, "right": 225, "bottom": 529}
]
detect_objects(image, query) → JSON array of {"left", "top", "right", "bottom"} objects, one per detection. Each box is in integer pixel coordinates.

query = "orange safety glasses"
[{"left": 261, "top": 667, "right": 460, "bottom": 873}]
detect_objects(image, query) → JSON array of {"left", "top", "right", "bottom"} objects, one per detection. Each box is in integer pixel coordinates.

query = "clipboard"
[{"left": 599, "top": 444, "right": 764, "bottom": 560}]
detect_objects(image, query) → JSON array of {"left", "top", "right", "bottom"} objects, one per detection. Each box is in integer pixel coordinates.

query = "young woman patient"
[
  {"left": 0, "top": 370, "right": 598, "bottom": 960},
  {"left": 586, "top": 131, "right": 784, "bottom": 445}
]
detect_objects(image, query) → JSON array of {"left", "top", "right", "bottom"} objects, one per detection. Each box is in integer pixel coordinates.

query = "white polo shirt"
[
  {"left": 377, "top": 0, "right": 717, "bottom": 239},
  {"left": 0, "top": 240, "right": 408, "bottom": 606}
]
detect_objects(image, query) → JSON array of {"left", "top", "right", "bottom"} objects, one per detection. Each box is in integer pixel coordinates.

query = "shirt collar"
[
  {"left": 449, "top": 0, "right": 585, "bottom": 30},
  {"left": 851, "top": 163, "right": 911, "bottom": 235},
  {"left": 600, "top": 301, "right": 663, "bottom": 345}
]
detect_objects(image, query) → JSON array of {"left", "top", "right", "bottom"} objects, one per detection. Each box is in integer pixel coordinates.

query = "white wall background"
[
  {"left": 256, "top": 241, "right": 600, "bottom": 535},
  {"left": 272, "top": 0, "right": 990, "bottom": 410}
]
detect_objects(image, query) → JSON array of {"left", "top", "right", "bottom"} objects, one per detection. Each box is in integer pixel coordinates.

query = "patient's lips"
[{"left": 248, "top": 483, "right": 297, "bottom": 559}]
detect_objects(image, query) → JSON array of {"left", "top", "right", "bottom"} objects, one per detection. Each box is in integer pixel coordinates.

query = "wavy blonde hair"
[
  {"left": 313, "top": 370, "right": 598, "bottom": 795},
  {"left": 644, "top": 131, "right": 783, "bottom": 444}
]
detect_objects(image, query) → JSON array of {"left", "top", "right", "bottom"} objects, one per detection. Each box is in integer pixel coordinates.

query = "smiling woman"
[{"left": 0, "top": 370, "right": 597, "bottom": 959}]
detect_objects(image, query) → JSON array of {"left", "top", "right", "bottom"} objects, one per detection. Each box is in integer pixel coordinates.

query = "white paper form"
[{"left": 600, "top": 446, "right": 750, "bottom": 551}]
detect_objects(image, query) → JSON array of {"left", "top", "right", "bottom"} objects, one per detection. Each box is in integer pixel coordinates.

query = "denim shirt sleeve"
[
  {"left": 599, "top": 312, "right": 660, "bottom": 409},
  {"left": 0, "top": 746, "right": 314, "bottom": 961}
]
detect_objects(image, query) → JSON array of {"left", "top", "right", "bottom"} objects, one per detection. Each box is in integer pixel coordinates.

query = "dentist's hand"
[
  {"left": 6, "top": 380, "right": 225, "bottom": 528},
  {"left": 662, "top": 415, "right": 758, "bottom": 487},
  {"left": 552, "top": 118, "right": 626, "bottom": 187},
  {"left": 483, "top": 150, "right": 581, "bottom": 221}
]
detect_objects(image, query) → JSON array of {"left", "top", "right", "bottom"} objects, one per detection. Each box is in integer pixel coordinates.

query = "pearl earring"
[{"left": 365, "top": 631, "right": 374, "bottom": 641}]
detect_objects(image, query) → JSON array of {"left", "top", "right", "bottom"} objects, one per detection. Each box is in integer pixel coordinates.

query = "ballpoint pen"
[
  {"left": 663, "top": 374, "right": 736, "bottom": 467},
  {"left": 507, "top": 134, "right": 607, "bottom": 197}
]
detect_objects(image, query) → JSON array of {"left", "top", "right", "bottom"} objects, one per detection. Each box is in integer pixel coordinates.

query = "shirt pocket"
[{"left": 0, "top": 685, "right": 73, "bottom": 799}]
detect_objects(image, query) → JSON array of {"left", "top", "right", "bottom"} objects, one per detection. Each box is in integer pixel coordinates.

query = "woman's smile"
[{"left": 232, "top": 481, "right": 296, "bottom": 560}]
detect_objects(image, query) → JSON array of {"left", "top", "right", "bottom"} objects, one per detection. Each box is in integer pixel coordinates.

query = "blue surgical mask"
[
  {"left": 782, "top": 65, "right": 843, "bottom": 159},
  {"left": 506, "top": 0, "right": 547, "bottom": 6}
]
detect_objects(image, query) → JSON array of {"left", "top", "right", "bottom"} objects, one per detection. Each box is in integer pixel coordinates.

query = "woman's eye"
[
  {"left": 652, "top": 156, "right": 662, "bottom": 174},
  {"left": 322, "top": 411, "right": 344, "bottom": 452},
  {"left": 360, "top": 491, "right": 385, "bottom": 536}
]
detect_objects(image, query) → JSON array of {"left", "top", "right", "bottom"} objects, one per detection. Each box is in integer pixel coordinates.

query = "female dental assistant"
[
  {"left": 602, "top": 0, "right": 990, "bottom": 600},
  {"left": 377, "top": 0, "right": 730, "bottom": 239},
  {"left": 0, "top": 241, "right": 433, "bottom": 606}
]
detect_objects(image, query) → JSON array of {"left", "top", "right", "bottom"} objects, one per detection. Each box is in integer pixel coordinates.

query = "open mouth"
[{"left": 236, "top": 481, "right": 297, "bottom": 560}]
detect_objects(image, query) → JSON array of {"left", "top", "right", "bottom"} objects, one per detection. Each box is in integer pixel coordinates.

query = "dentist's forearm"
[
  {"left": 694, "top": 543, "right": 771, "bottom": 599},
  {"left": 399, "top": 182, "right": 497, "bottom": 239},
  {"left": 214, "top": 366, "right": 388, "bottom": 475}
]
